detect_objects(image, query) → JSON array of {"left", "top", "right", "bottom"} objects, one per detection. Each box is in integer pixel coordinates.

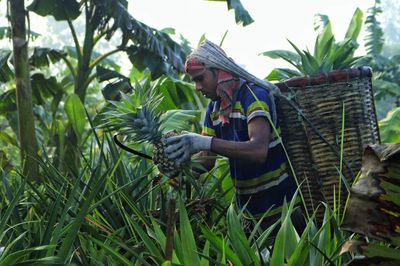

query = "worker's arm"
[{"left": 210, "top": 117, "right": 270, "bottom": 164}]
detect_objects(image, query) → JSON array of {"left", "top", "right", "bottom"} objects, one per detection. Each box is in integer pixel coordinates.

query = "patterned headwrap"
[
  {"left": 184, "top": 39, "right": 280, "bottom": 127},
  {"left": 185, "top": 54, "right": 240, "bottom": 124}
]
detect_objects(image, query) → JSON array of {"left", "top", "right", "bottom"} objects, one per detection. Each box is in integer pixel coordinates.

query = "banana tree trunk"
[{"left": 9, "top": 0, "right": 40, "bottom": 181}]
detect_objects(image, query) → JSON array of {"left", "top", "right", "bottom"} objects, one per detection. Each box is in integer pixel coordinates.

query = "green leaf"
[
  {"left": 93, "top": 1, "right": 187, "bottom": 79},
  {"left": 101, "top": 80, "right": 133, "bottom": 101},
  {"left": 29, "top": 47, "right": 67, "bottom": 68},
  {"left": 27, "top": 0, "right": 81, "bottom": 21},
  {"left": 201, "top": 226, "right": 242, "bottom": 266},
  {"left": 0, "top": 89, "right": 16, "bottom": 113},
  {"left": 58, "top": 169, "right": 109, "bottom": 262},
  {"left": 200, "top": 240, "right": 210, "bottom": 266},
  {"left": 379, "top": 107, "right": 400, "bottom": 143},
  {"left": 46, "top": 174, "right": 83, "bottom": 257},
  {"left": 0, "top": 246, "right": 58, "bottom": 266},
  {"left": 0, "top": 50, "right": 14, "bottom": 83},
  {"left": 160, "top": 110, "right": 200, "bottom": 133},
  {"left": 329, "top": 38, "right": 358, "bottom": 69},
  {"left": 286, "top": 211, "right": 317, "bottom": 266},
  {"left": 96, "top": 66, "right": 133, "bottom": 101},
  {"left": 260, "top": 50, "right": 301, "bottom": 68},
  {"left": 374, "top": 79, "right": 400, "bottom": 99},
  {"left": 344, "top": 8, "right": 363, "bottom": 40},
  {"left": 315, "top": 23, "right": 334, "bottom": 62},
  {"left": 131, "top": 221, "right": 163, "bottom": 263},
  {"left": 96, "top": 66, "right": 129, "bottom": 82},
  {"left": 206, "top": 0, "right": 254, "bottom": 26},
  {"left": 270, "top": 200, "right": 299, "bottom": 266},
  {"left": 287, "top": 39, "right": 313, "bottom": 75},
  {"left": 161, "top": 28, "right": 176, "bottom": 35},
  {"left": 314, "top": 207, "right": 332, "bottom": 266},
  {"left": 304, "top": 50, "right": 321, "bottom": 73},
  {"left": 31, "top": 73, "right": 63, "bottom": 105},
  {"left": 88, "top": 236, "right": 133, "bottom": 266},
  {"left": 364, "top": 2, "right": 384, "bottom": 56},
  {"left": 361, "top": 242, "right": 400, "bottom": 260},
  {"left": 226, "top": 0, "right": 254, "bottom": 26},
  {"left": 161, "top": 261, "right": 172, "bottom": 266},
  {"left": 64, "top": 93, "right": 87, "bottom": 142},
  {"left": 0, "top": 180, "right": 26, "bottom": 238},
  {"left": 154, "top": 77, "right": 180, "bottom": 110},
  {"left": 314, "top": 14, "right": 330, "bottom": 32},
  {"left": 265, "top": 68, "right": 301, "bottom": 81},
  {"left": 226, "top": 205, "right": 260, "bottom": 266},
  {"left": 0, "top": 131, "right": 18, "bottom": 147},
  {"left": 178, "top": 198, "right": 201, "bottom": 266}
]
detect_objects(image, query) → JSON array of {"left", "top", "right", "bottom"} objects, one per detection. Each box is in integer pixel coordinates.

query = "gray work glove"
[{"left": 164, "top": 132, "right": 213, "bottom": 166}]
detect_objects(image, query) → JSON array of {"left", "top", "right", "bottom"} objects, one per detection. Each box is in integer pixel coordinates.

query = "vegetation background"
[{"left": 0, "top": 0, "right": 399, "bottom": 265}]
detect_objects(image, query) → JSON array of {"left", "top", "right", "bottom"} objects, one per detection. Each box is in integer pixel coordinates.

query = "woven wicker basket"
[{"left": 275, "top": 66, "right": 380, "bottom": 220}]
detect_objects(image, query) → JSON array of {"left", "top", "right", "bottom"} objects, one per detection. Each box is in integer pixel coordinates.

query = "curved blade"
[{"left": 113, "top": 135, "right": 153, "bottom": 160}]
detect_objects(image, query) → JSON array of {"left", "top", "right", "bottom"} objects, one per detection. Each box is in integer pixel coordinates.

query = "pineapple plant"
[{"left": 100, "top": 80, "right": 187, "bottom": 178}]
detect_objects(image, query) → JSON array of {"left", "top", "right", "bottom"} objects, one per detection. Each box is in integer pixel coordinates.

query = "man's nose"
[{"left": 195, "top": 83, "right": 202, "bottom": 91}]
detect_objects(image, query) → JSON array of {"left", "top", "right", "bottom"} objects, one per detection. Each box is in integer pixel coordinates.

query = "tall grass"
[{"left": 0, "top": 107, "right": 371, "bottom": 265}]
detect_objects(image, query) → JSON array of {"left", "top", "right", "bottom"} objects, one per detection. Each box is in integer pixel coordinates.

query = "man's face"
[{"left": 190, "top": 68, "right": 219, "bottom": 101}]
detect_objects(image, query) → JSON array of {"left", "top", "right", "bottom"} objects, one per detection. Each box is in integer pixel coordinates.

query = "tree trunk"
[{"left": 9, "top": 0, "right": 40, "bottom": 181}]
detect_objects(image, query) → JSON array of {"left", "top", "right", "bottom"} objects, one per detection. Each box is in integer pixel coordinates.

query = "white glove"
[{"left": 164, "top": 132, "right": 213, "bottom": 166}]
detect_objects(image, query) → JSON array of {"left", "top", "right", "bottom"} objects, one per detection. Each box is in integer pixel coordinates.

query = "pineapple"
[
  {"left": 102, "top": 92, "right": 183, "bottom": 178},
  {"left": 153, "top": 130, "right": 182, "bottom": 177},
  {"left": 132, "top": 106, "right": 183, "bottom": 177}
]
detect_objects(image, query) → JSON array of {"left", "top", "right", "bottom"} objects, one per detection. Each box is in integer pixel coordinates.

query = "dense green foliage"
[{"left": 0, "top": 0, "right": 399, "bottom": 265}]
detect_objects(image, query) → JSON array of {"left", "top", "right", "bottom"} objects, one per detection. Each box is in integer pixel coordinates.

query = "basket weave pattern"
[{"left": 275, "top": 67, "right": 380, "bottom": 219}]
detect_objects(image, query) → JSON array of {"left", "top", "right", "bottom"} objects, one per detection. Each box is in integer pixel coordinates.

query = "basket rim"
[{"left": 275, "top": 66, "right": 372, "bottom": 92}]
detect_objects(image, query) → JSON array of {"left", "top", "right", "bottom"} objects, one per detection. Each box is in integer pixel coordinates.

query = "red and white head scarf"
[{"left": 185, "top": 56, "right": 240, "bottom": 124}]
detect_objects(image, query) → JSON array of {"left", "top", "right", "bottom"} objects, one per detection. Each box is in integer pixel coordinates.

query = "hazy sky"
[
  {"left": 1, "top": 0, "right": 375, "bottom": 78},
  {"left": 130, "top": 0, "right": 375, "bottom": 77}
]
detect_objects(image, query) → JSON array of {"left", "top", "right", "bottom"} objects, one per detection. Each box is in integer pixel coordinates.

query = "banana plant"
[
  {"left": 21, "top": 0, "right": 191, "bottom": 175},
  {"left": 379, "top": 107, "right": 400, "bottom": 143},
  {"left": 261, "top": 8, "right": 363, "bottom": 80},
  {"left": 355, "top": 0, "right": 400, "bottom": 119}
]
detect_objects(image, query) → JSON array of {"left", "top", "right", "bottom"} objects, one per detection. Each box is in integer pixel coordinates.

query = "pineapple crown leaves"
[
  {"left": 100, "top": 77, "right": 201, "bottom": 143},
  {"left": 100, "top": 87, "right": 166, "bottom": 143}
]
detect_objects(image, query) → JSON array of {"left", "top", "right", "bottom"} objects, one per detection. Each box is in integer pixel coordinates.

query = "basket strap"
[{"left": 113, "top": 135, "right": 153, "bottom": 160}]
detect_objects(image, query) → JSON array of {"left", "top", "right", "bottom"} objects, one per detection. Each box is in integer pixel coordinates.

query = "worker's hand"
[{"left": 164, "top": 132, "right": 213, "bottom": 166}]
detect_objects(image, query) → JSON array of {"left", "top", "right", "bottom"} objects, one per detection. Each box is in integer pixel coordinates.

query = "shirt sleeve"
[
  {"left": 243, "top": 84, "right": 273, "bottom": 124},
  {"left": 201, "top": 102, "right": 216, "bottom": 137}
]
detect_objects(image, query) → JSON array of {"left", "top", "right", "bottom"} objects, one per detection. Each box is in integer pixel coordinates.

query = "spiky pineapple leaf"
[{"left": 160, "top": 110, "right": 200, "bottom": 133}]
